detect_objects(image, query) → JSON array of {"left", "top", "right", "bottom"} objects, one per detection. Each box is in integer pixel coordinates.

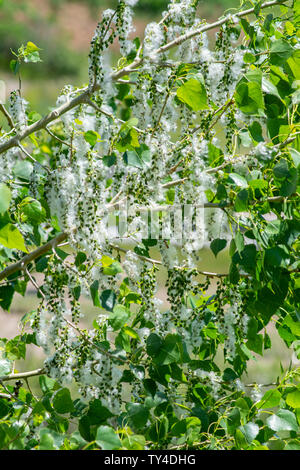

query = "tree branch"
[
  {"left": 155, "top": 0, "right": 288, "bottom": 56},
  {"left": 0, "top": 232, "right": 67, "bottom": 281},
  {"left": 0, "top": 103, "right": 15, "bottom": 129},
  {"left": 0, "top": 368, "right": 45, "bottom": 382}
]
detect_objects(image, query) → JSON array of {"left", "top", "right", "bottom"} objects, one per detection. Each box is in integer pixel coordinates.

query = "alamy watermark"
[{"left": 105, "top": 200, "right": 206, "bottom": 247}]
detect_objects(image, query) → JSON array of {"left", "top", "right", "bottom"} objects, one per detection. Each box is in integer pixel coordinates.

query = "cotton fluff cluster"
[
  {"left": 116, "top": 2, "right": 136, "bottom": 56},
  {"left": 123, "top": 250, "right": 142, "bottom": 281},
  {"left": 9, "top": 91, "right": 28, "bottom": 131},
  {"left": 167, "top": 0, "right": 197, "bottom": 26},
  {"left": 0, "top": 147, "right": 19, "bottom": 184},
  {"left": 143, "top": 22, "right": 165, "bottom": 59},
  {"left": 78, "top": 352, "right": 123, "bottom": 413}
]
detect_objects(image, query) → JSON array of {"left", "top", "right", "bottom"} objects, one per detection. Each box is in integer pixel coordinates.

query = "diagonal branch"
[
  {"left": 155, "top": 0, "right": 288, "bottom": 56},
  {"left": 0, "top": 232, "right": 67, "bottom": 282},
  {"left": 0, "top": 103, "right": 15, "bottom": 129}
]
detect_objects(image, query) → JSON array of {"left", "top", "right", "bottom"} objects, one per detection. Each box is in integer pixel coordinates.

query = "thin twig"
[
  {"left": 45, "top": 126, "right": 72, "bottom": 148},
  {"left": 18, "top": 143, "right": 51, "bottom": 173},
  {"left": 86, "top": 98, "right": 145, "bottom": 133},
  {"left": 0, "top": 103, "right": 15, "bottom": 129}
]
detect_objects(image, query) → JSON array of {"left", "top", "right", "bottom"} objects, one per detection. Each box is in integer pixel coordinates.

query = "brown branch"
[
  {"left": 0, "top": 90, "right": 92, "bottom": 154},
  {"left": 0, "top": 368, "right": 45, "bottom": 382},
  {"left": 155, "top": 0, "right": 288, "bottom": 56},
  {"left": 0, "top": 232, "right": 67, "bottom": 281}
]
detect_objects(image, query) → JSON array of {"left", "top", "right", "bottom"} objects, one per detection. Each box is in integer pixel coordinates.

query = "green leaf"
[
  {"left": 25, "top": 41, "right": 41, "bottom": 53},
  {"left": 38, "top": 430, "right": 56, "bottom": 450},
  {"left": 0, "top": 224, "right": 28, "bottom": 252},
  {"left": 95, "top": 426, "right": 121, "bottom": 450},
  {"left": 222, "top": 368, "right": 238, "bottom": 382},
  {"left": 267, "top": 410, "right": 298, "bottom": 432},
  {"left": 13, "top": 161, "right": 33, "bottom": 180},
  {"left": 122, "top": 434, "right": 145, "bottom": 450},
  {"left": 103, "top": 261, "right": 122, "bottom": 276},
  {"left": 273, "top": 159, "right": 290, "bottom": 178},
  {"left": 249, "top": 121, "right": 264, "bottom": 142},
  {"left": 235, "top": 231, "right": 244, "bottom": 254},
  {"left": 243, "top": 52, "right": 256, "bottom": 64},
  {"left": 280, "top": 168, "right": 298, "bottom": 197},
  {"left": 229, "top": 173, "right": 248, "bottom": 188},
  {"left": 270, "top": 39, "right": 294, "bottom": 65},
  {"left": 5, "top": 337, "right": 26, "bottom": 360},
  {"left": 90, "top": 280, "right": 101, "bottom": 307},
  {"left": 239, "top": 422, "right": 259, "bottom": 444},
  {"left": 52, "top": 388, "right": 74, "bottom": 414},
  {"left": 21, "top": 198, "right": 46, "bottom": 222},
  {"left": 207, "top": 143, "right": 224, "bottom": 167},
  {"left": 0, "top": 399, "right": 10, "bottom": 419},
  {"left": 262, "top": 76, "right": 282, "bottom": 100},
  {"left": 257, "top": 389, "right": 281, "bottom": 409},
  {"left": 153, "top": 334, "right": 183, "bottom": 365},
  {"left": 146, "top": 333, "right": 163, "bottom": 357},
  {"left": 109, "top": 304, "right": 130, "bottom": 331},
  {"left": 210, "top": 238, "right": 227, "bottom": 257},
  {"left": 176, "top": 77, "right": 208, "bottom": 111},
  {"left": 227, "top": 407, "right": 241, "bottom": 434},
  {"left": 24, "top": 51, "right": 42, "bottom": 63},
  {"left": 286, "top": 390, "right": 300, "bottom": 409},
  {"left": 246, "top": 334, "right": 263, "bottom": 355},
  {"left": 284, "top": 316, "right": 300, "bottom": 337},
  {"left": 123, "top": 150, "right": 143, "bottom": 169},
  {"left": 235, "top": 73, "right": 264, "bottom": 114},
  {"left": 86, "top": 399, "right": 113, "bottom": 424},
  {"left": 264, "top": 246, "right": 290, "bottom": 268},
  {"left": 285, "top": 21, "right": 295, "bottom": 36},
  {"left": 125, "top": 403, "right": 149, "bottom": 429},
  {"left": 10, "top": 59, "right": 20, "bottom": 75},
  {"left": 123, "top": 326, "right": 140, "bottom": 341},
  {"left": 75, "top": 252, "right": 87, "bottom": 267},
  {"left": 285, "top": 440, "right": 300, "bottom": 450},
  {"left": 148, "top": 416, "right": 169, "bottom": 442},
  {"left": 233, "top": 244, "right": 257, "bottom": 272},
  {"left": 84, "top": 130, "right": 100, "bottom": 147},
  {"left": 0, "top": 184, "right": 11, "bottom": 214},
  {"left": 287, "top": 50, "right": 300, "bottom": 80},
  {"left": 290, "top": 148, "right": 300, "bottom": 168},
  {"left": 0, "top": 358, "right": 12, "bottom": 376},
  {"left": 103, "top": 153, "right": 117, "bottom": 167},
  {"left": 100, "top": 289, "right": 117, "bottom": 312},
  {"left": 39, "top": 375, "right": 58, "bottom": 394},
  {"left": 234, "top": 189, "right": 249, "bottom": 212}
]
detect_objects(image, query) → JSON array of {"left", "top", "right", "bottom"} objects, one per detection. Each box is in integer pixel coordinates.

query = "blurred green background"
[
  {"left": 0, "top": 0, "right": 298, "bottom": 389},
  {"left": 0, "top": 0, "right": 240, "bottom": 112}
]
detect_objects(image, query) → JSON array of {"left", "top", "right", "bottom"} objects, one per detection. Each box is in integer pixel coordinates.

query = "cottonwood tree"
[{"left": 0, "top": 0, "right": 299, "bottom": 450}]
